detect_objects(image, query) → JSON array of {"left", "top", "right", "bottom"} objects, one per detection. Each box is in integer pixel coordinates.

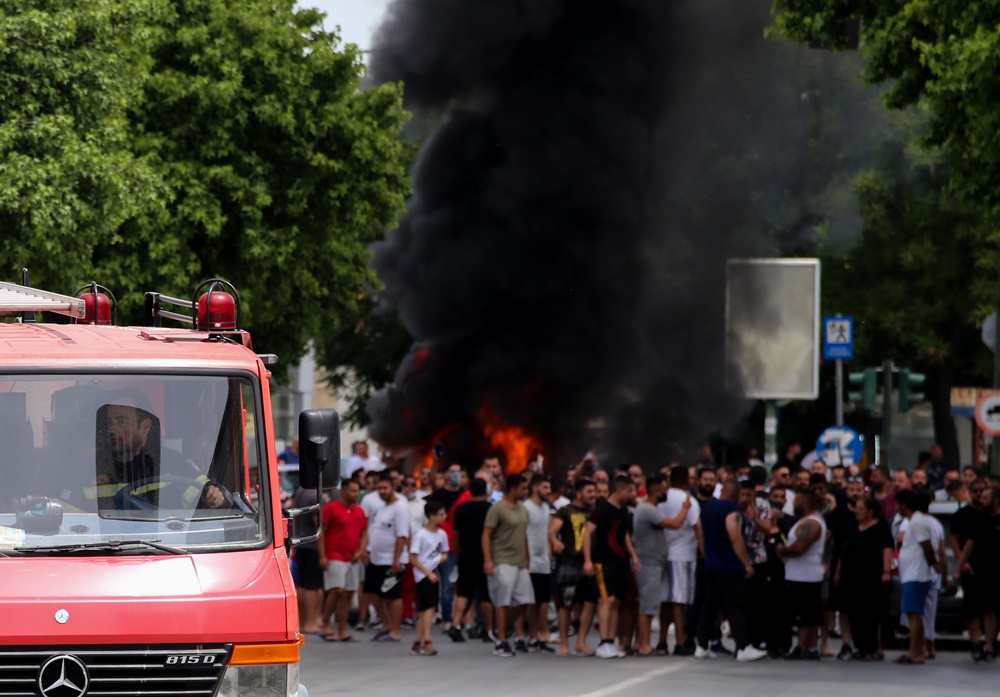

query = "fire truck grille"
[{"left": 0, "top": 645, "right": 231, "bottom": 697}]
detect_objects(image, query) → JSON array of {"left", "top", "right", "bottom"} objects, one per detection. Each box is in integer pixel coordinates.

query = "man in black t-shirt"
[
  {"left": 956, "top": 484, "right": 1000, "bottom": 662},
  {"left": 549, "top": 478, "right": 598, "bottom": 656},
  {"left": 584, "top": 475, "right": 639, "bottom": 659},
  {"left": 451, "top": 478, "right": 494, "bottom": 642},
  {"left": 952, "top": 480, "right": 989, "bottom": 660},
  {"left": 826, "top": 476, "right": 864, "bottom": 659}
]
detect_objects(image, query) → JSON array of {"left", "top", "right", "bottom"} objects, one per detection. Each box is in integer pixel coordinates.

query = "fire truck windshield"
[{"left": 0, "top": 374, "right": 266, "bottom": 553}]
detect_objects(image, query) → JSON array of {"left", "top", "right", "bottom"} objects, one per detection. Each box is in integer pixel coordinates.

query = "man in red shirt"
[{"left": 319, "top": 479, "right": 368, "bottom": 641}]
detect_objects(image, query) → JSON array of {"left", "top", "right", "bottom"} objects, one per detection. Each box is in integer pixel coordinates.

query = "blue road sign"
[
  {"left": 816, "top": 425, "right": 864, "bottom": 467},
  {"left": 823, "top": 316, "right": 854, "bottom": 360}
]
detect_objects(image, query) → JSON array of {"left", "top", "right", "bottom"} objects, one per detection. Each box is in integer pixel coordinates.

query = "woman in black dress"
[{"left": 834, "top": 497, "right": 894, "bottom": 660}]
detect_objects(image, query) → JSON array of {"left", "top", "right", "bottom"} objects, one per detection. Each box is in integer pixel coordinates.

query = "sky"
[{"left": 301, "top": 0, "right": 392, "bottom": 51}]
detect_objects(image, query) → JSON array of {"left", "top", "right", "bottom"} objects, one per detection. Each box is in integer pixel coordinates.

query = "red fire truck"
[{"left": 0, "top": 273, "right": 336, "bottom": 697}]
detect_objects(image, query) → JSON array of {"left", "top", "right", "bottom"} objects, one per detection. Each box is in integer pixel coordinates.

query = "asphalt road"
[{"left": 301, "top": 628, "right": 997, "bottom": 697}]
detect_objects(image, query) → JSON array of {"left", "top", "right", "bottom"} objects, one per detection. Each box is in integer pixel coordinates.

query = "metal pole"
[
  {"left": 835, "top": 359, "right": 844, "bottom": 426},
  {"left": 764, "top": 401, "right": 778, "bottom": 469},
  {"left": 993, "top": 262, "right": 1000, "bottom": 475},
  {"left": 882, "top": 359, "right": 893, "bottom": 472}
]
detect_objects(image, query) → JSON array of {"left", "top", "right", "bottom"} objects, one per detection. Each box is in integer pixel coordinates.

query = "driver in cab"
[{"left": 91, "top": 398, "right": 230, "bottom": 510}]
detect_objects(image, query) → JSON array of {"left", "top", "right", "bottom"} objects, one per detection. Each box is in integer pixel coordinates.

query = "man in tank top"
[{"left": 777, "top": 487, "right": 827, "bottom": 660}]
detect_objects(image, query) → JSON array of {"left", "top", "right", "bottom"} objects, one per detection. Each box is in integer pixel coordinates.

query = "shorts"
[
  {"left": 363, "top": 563, "right": 404, "bottom": 600},
  {"left": 417, "top": 578, "right": 440, "bottom": 612},
  {"left": 594, "top": 560, "right": 630, "bottom": 601},
  {"left": 296, "top": 547, "right": 323, "bottom": 590},
  {"left": 555, "top": 564, "right": 598, "bottom": 608},
  {"left": 662, "top": 560, "right": 696, "bottom": 605},
  {"left": 901, "top": 581, "right": 933, "bottom": 615},
  {"left": 530, "top": 572, "right": 552, "bottom": 604},
  {"left": 323, "top": 560, "right": 360, "bottom": 591},
  {"left": 456, "top": 558, "right": 491, "bottom": 601},
  {"left": 487, "top": 564, "right": 535, "bottom": 608},
  {"left": 961, "top": 574, "right": 985, "bottom": 620},
  {"left": 786, "top": 581, "right": 823, "bottom": 627},
  {"left": 635, "top": 559, "right": 667, "bottom": 616}
]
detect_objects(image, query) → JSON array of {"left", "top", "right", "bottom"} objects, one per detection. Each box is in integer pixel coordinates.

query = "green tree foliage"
[
  {"left": 771, "top": 0, "right": 998, "bottom": 460},
  {"left": 104, "top": 0, "right": 409, "bottom": 372},
  {"left": 771, "top": 0, "right": 1000, "bottom": 216},
  {"left": 821, "top": 140, "right": 989, "bottom": 459},
  {"left": 0, "top": 0, "right": 410, "bottom": 378},
  {"left": 0, "top": 0, "right": 163, "bottom": 285}
]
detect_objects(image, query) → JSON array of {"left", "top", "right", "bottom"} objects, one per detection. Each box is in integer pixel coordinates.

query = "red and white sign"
[{"left": 975, "top": 390, "right": 1000, "bottom": 436}]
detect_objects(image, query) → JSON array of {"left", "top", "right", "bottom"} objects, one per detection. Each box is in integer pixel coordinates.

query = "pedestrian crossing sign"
[{"left": 823, "top": 316, "right": 853, "bottom": 360}]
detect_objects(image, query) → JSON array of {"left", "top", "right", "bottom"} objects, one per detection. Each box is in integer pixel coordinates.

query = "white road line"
[{"left": 567, "top": 661, "right": 687, "bottom": 697}]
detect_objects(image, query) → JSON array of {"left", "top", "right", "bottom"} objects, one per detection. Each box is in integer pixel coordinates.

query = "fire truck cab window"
[{"left": 0, "top": 374, "right": 265, "bottom": 553}]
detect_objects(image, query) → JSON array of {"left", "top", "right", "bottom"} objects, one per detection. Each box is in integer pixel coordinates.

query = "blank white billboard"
[{"left": 726, "top": 258, "right": 820, "bottom": 400}]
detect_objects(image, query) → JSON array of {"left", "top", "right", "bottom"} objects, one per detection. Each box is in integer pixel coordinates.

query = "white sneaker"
[
  {"left": 694, "top": 645, "right": 717, "bottom": 660},
  {"left": 596, "top": 643, "right": 618, "bottom": 659},
  {"left": 736, "top": 646, "right": 768, "bottom": 663}
]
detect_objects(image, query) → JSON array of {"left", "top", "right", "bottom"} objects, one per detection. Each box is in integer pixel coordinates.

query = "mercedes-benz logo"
[{"left": 38, "top": 655, "right": 89, "bottom": 697}]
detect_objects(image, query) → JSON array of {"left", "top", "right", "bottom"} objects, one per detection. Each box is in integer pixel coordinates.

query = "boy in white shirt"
[{"left": 409, "top": 500, "right": 450, "bottom": 656}]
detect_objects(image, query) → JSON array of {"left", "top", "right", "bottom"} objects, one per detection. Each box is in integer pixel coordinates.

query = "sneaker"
[
  {"left": 400, "top": 618, "right": 416, "bottom": 629},
  {"left": 836, "top": 645, "right": 854, "bottom": 661},
  {"left": 446, "top": 626, "right": 466, "bottom": 643},
  {"left": 528, "top": 640, "right": 555, "bottom": 653},
  {"left": 972, "top": 645, "right": 988, "bottom": 663},
  {"left": 710, "top": 642, "right": 733, "bottom": 657},
  {"left": 487, "top": 629, "right": 500, "bottom": 644},
  {"left": 493, "top": 641, "right": 515, "bottom": 658},
  {"left": 595, "top": 642, "right": 619, "bottom": 659},
  {"left": 982, "top": 651, "right": 997, "bottom": 664},
  {"left": 514, "top": 638, "right": 529, "bottom": 654},
  {"left": 466, "top": 625, "right": 484, "bottom": 639},
  {"left": 420, "top": 641, "right": 438, "bottom": 656},
  {"left": 804, "top": 649, "right": 821, "bottom": 660},
  {"left": 673, "top": 644, "right": 695, "bottom": 656},
  {"left": 784, "top": 647, "right": 804, "bottom": 660},
  {"left": 736, "top": 646, "right": 768, "bottom": 663},
  {"left": 694, "top": 645, "right": 717, "bottom": 660},
  {"left": 410, "top": 642, "right": 421, "bottom": 656},
  {"left": 367, "top": 618, "right": 383, "bottom": 631}
]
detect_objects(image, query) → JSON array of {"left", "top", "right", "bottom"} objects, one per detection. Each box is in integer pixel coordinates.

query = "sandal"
[
  {"left": 893, "top": 655, "right": 924, "bottom": 665},
  {"left": 654, "top": 642, "right": 669, "bottom": 655}
]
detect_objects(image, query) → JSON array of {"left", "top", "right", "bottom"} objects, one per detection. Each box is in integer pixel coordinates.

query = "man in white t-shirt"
[
  {"left": 362, "top": 472, "right": 411, "bottom": 642},
  {"left": 346, "top": 440, "right": 385, "bottom": 478},
  {"left": 524, "top": 476, "right": 555, "bottom": 653},
  {"left": 895, "top": 489, "right": 939, "bottom": 664},
  {"left": 899, "top": 494, "right": 947, "bottom": 659},
  {"left": 658, "top": 466, "right": 702, "bottom": 655}
]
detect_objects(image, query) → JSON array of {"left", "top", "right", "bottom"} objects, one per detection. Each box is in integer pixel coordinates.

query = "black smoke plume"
[{"left": 365, "top": 0, "right": 886, "bottom": 467}]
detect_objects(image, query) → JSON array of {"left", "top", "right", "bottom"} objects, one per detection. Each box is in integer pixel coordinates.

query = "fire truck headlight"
[{"left": 218, "top": 663, "right": 299, "bottom": 697}]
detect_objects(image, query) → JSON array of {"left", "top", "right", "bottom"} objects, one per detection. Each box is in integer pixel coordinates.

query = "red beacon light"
[
  {"left": 73, "top": 283, "right": 116, "bottom": 326},
  {"left": 194, "top": 279, "right": 241, "bottom": 331}
]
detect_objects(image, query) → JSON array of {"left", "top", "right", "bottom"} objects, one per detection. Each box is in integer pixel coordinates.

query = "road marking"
[{"left": 567, "top": 661, "right": 686, "bottom": 697}]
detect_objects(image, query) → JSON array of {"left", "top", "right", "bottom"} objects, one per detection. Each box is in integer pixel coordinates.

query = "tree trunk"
[{"left": 930, "top": 363, "right": 959, "bottom": 466}]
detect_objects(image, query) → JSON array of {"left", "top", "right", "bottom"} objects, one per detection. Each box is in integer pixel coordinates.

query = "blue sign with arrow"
[{"left": 816, "top": 425, "right": 864, "bottom": 467}]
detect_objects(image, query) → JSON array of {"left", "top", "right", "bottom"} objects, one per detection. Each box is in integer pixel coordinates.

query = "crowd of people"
[{"left": 289, "top": 439, "right": 1000, "bottom": 664}]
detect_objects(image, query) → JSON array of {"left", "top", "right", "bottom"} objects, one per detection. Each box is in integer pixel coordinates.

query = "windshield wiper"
[{"left": 18, "top": 539, "right": 185, "bottom": 555}]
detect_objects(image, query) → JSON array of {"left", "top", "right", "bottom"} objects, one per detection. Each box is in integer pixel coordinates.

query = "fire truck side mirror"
[{"left": 298, "top": 409, "right": 341, "bottom": 490}]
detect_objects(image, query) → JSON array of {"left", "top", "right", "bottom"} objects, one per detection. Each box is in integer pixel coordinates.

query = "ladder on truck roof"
[{"left": 0, "top": 281, "right": 85, "bottom": 319}]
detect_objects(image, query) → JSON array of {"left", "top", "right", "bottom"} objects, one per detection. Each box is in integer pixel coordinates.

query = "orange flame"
[{"left": 478, "top": 406, "right": 542, "bottom": 474}]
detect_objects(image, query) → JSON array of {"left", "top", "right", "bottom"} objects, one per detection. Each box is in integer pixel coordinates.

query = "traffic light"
[
  {"left": 898, "top": 368, "right": 926, "bottom": 412},
  {"left": 848, "top": 369, "right": 877, "bottom": 410}
]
